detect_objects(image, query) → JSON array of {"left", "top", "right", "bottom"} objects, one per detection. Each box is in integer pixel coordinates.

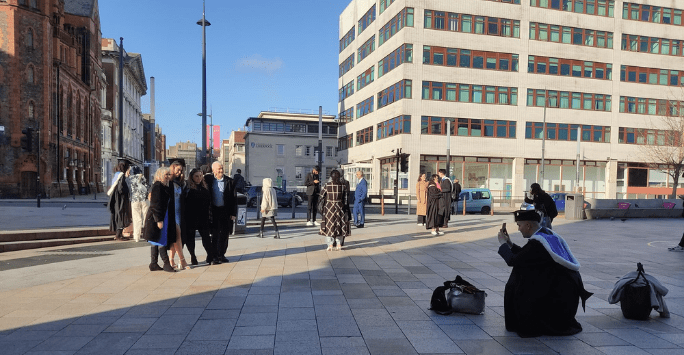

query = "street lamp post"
[
  {"left": 197, "top": 1, "right": 211, "bottom": 165},
  {"left": 197, "top": 109, "right": 213, "bottom": 162}
]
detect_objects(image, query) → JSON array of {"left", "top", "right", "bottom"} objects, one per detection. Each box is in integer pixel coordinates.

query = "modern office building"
[
  {"left": 244, "top": 111, "right": 339, "bottom": 190},
  {"left": 338, "top": 0, "right": 684, "bottom": 200},
  {"left": 167, "top": 141, "right": 200, "bottom": 169}
]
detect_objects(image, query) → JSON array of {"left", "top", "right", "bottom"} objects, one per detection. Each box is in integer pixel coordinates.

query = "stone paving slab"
[{"left": 1, "top": 215, "right": 684, "bottom": 354}]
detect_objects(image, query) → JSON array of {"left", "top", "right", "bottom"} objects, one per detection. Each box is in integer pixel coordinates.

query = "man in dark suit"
[
  {"left": 305, "top": 167, "right": 321, "bottom": 226},
  {"left": 205, "top": 161, "right": 237, "bottom": 264},
  {"left": 438, "top": 169, "right": 452, "bottom": 228},
  {"left": 353, "top": 170, "right": 367, "bottom": 227},
  {"left": 451, "top": 178, "right": 462, "bottom": 215}
]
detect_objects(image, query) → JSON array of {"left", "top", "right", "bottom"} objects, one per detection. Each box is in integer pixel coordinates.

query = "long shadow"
[{"left": 2, "top": 218, "right": 684, "bottom": 354}]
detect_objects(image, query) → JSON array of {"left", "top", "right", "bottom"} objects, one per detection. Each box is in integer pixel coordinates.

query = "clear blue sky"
[{"left": 99, "top": 0, "right": 350, "bottom": 147}]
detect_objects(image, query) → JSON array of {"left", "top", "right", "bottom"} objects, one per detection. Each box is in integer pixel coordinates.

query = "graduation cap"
[
  {"left": 117, "top": 158, "right": 132, "bottom": 166},
  {"left": 512, "top": 209, "right": 541, "bottom": 222},
  {"left": 168, "top": 158, "right": 186, "bottom": 168}
]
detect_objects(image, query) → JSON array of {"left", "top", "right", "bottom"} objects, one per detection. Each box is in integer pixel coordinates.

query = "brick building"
[{"left": 0, "top": 0, "right": 103, "bottom": 198}]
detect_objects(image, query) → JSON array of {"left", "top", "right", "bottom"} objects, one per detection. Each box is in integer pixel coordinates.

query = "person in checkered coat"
[{"left": 319, "top": 170, "right": 351, "bottom": 251}]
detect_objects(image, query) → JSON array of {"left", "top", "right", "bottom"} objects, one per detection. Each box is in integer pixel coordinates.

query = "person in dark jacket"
[
  {"left": 425, "top": 174, "right": 444, "bottom": 235},
  {"left": 497, "top": 210, "right": 592, "bottom": 337},
  {"left": 451, "top": 178, "right": 462, "bottom": 215},
  {"left": 108, "top": 159, "right": 132, "bottom": 241},
  {"left": 305, "top": 167, "right": 321, "bottom": 226},
  {"left": 184, "top": 168, "right": 212, "bottom": 265},
  {"left": 233, "top": 169, "right": 246, "bottom": 194},
  {"left": 438, "top": 169, "right": 452, "bottom": 228},
  {"left": 524, "top": 183, "right": 558, "bottom": 229},
  {"left": 319, "top": 170, "right": 350, "bottom": 251},
  {"left": 144, "top": 167, "right": 175, "bottom": 272},
  {"left": 205, "top": 162, "right": 237, "bottom": 264},
  {"left": 168, "top": 159, "right": 190, "bottom": 270}
]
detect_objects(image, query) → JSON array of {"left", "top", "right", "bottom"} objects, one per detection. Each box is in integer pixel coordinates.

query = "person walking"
[
  {"left": 168, "top": 159, "right": 191, "bottom": 270},
  {"left": 205, "top": 161, "right": 237, "bottom": 264},
  {"left": 259, "top": 178, "right": 281, "bottom": 239},
  {"left": 128, "top": 166, "right": 149, "bottom": 242},
  {"left": 319, "top": 170, "right": 350, "bottom": 251},
  {"left": 305, "top": 167, "right": 321, "bottom": 226},
  {"left": 184, "top": 168, "right": 212, "bottom": 265},
  {"left": 353, "top": 170, "right": 367, "bottom": 228},
  {"left": 426, "top": 174, "right": 444, "bottom": 235},
  {"left": 524, "top": 183, "right": 558, "bottom": 229},
  {"left": 144, "top": 167, "right": 175, "bottom": 273},
  {"left": 233, "top": 169, "right": 246, "bottom": 194},
  {"left": 438, "top": 169, "right": 452, "bottom": 229},
  {"left": 451, "top": 178, "right": 462, "bottom": 214},
  {"left": 416, "top": 173, "right": 428, "bottom": 225},
  {"left": 108, "top": 159, "right": 132, "bottom": 241}
]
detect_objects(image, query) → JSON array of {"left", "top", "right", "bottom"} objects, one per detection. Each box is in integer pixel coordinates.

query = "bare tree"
[{"left": 639, "top": 101, "right": 684, "bottom": 199}]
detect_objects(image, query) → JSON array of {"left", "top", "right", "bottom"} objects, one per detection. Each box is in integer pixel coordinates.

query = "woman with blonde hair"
[
  {"left": 144, "top": 167, "right": 175, "bottom": 272},
  {"left": 259, "top": 178, "right": 280, "bottom": 239}
]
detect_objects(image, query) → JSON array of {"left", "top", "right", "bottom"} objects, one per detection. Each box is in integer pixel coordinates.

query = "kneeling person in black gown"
[{"left": 497, "top": 210, "right": 592, "bottom": 338}]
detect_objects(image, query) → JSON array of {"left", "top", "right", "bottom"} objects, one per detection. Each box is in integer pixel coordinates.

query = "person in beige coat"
[{"left": 416, "top": 173, "right": 429, "bottom": 225}]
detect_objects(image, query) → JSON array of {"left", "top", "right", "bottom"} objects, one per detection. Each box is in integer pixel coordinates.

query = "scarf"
[
  {"left": 107, "top": 172, "right": 124, "bottom": 197},
  {"left": 530, "top": 228, "right": 581, "bottom": 271}
]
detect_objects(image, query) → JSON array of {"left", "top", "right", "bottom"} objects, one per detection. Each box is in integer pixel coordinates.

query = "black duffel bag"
[{"left": 620, "top": 263, "right": 653, "bottom": 320}]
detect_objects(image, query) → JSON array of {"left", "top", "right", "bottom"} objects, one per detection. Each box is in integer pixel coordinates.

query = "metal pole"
[
  {"left": 395, "top": 149, "right": 400, "bottom": 214},
  {"left": 541, "top": 91, "right": 547, "bottom": 187},
  {"left": 37, "top": 125, "right": 41, "bottom": 208},
  {"left": 56, "top": 62, "right": 61, "bottom": 196},
  {"left": 318, "top": 106, "right": 323, "bottom": 174},
  {"left": 446, "top": 119, "right": 451, "bottom": 177},
  {"left": 200, "top": 0, "right": 208, "bottom": 166},
  {"left": 118, "top": 37, "right": 124, "bottom": 159},
  {"left": 576, "top": 126, "right": 581, "bottom": 192}
]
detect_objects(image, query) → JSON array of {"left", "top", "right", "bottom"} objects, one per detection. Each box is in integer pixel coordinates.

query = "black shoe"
[
  {"left": 220, "top": 256, "right": 229, "bottom": 263},
  {"left": 162, "top": 262, "right": 176, "bottom": 273},
  {"left": 212, "top": 258, "right": 222, "bottom": 265},
  {"left": 357, "top": 224, "right": 364, "bottom": 228},
  {"left": 205, "top": 258, "right": 212, "bottom": 264},
  {"left": 149, "top": 263, "right": 163, "bottom": 271},
  {"left": 190, "top": 256, "right": 198, "bottom": 266}
]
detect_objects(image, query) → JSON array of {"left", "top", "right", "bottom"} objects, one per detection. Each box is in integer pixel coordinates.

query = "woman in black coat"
[
  {"left": 108, "top": 159, "right": 131, "bottom": 241},
  {"left": 144, "top": 167, "right": 175, "bottom": 272},
  {"left": 183, "top": 168, "right": 212, "bottom": 265},
  {"left": 425, "top": 174, "right": 444, "bottom": 235}
]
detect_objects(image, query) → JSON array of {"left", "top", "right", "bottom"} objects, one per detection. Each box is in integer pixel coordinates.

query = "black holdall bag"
[
  {"left": 430, "top": 276, "right": 487, "bottom": 315},
  {"left": 620, "top": 263, "right": 653, "bottom": 320}
]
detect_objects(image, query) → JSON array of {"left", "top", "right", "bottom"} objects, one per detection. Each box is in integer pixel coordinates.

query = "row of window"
[
  {"left": 339, "top": 54, "right": 354, "bottom": 78},
  {"left": 622, "top": 3, "right": 684, "bottom": 26},
  {"left": 378, "top": 8, "right": 414, "bottom": 47},
  {"left": 339, "top": 107, "right": 354, "bottom": 124},
  {"left": 358, "top": 36, "right": 375, "bottom": 63},
  {"left": 421, "top": 117, "right": 517, "bottom": 138},
  {"left": 356, "top": 126, "right": 374, "bottom": 146},
  {"left": 529, "top": 22, "right": 613, "bottom": 49},
  {"left": 619, "top": 97, "right": 684, "bottom": 117},
  {"left": 357, "top": 66, "right": 374, "bottom": 91},
  {"left": 294, "top": 145, "right": 338, "bottom": 157},
  {"left": 527, "top": 89, "right": 611, "bottom": 111},
  {"left": 424, "top": 10, "right": 520, "bottom": 38},
  {"left": 526, "top": 122, "right": 611, "bottom": 142},
  {"left": 252, "top": 122, "right": 337, "bottom": 135},
  {"left": 356, "top": 96, "right": 374, "bottom": 118},
  {"left": 377, "top": 115, "right": 411, "bottom": 140},
  {"left": 378, "top": 80, "right": 411, "bottom": 109},
  {"left": 530, "top": 0, "right": 615, "bottom": 17},
  {"left": 423, "top": 46, "right": 519, "bottom": 72},
  {"left": 620, "top": 65, "right": 684, "bottom": 87},
  {"left": 340, "top": 27, "right": 355, "bottom": 53},
  {"left": 618, "top": 127, "right": 680, "bottom": 146},
  {"left": 339, "top": 81, "right": 354, "bottom": 102},
  {"left": 621, "top": 34, "right": 684, "bottom": 57},
  {"left": 528, "top": 55, "right": 612, "bottom": 80},
  {"left": 338, "top": 134, "right": 354, "bottom": 151},
  {"left": 422, "top": 82, "right": 518, "bottom": 105},
  {"left": 358, "top": 5, "right": 376, "bottom": 35},
  {"left": 378, "top": 43, "right": 413, "bottom": 78},
  {"left": 379, "top": 0, "right": 396, "bottom": 14}
]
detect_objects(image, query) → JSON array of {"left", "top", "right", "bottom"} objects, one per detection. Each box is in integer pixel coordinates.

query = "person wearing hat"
[
  {"left": 524, "top": 183, "right": 558, "bottom": 229},
  {"left": 128, "top": 166, "right": 149, "bottom": 242},
  {"left": 497, "top": 210, "right": 592, "bottom": 337},
  {"left": 108, "top": 158, "right": 132, "bottom": 241}
]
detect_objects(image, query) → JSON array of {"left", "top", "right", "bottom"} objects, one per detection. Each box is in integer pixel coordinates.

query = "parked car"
[
  {"left": 520, "top": 192, "right": 567, "bottom": 212},
  {"left": 454, "top": 188, "right": 493, "bottom": 215},
  {"left": 245, "top": 186, "right": 301, "bottom": 208}
]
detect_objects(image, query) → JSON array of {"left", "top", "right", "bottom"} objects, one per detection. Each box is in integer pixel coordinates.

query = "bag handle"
[{"left": 627, "top": 262, "right": 650, "bottom": 287}]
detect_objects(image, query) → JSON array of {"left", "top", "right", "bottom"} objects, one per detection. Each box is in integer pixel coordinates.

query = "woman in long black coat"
[
  {"left": 144, "top": 167, "right": 175, "bottom": 272},
  {"left": 108, "top": 159, "right": 132, "bottom": 241},
  {"left": 425, "top": 174, "right": 444, "bottom": 235},
  {"left": 183, "top": 168, "right": 212, "bottom": 265}
]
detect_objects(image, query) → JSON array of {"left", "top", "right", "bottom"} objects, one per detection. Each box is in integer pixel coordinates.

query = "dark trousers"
[
  {"left": 212, "top": 206, "right": 234, "bottom": 258},
  {"left": 260, "top": 217, "right": 279, "bottom": 231},
  {"left": 187, "top": 227, "right": 212, "bottom": 261},
  {"left": 307, "top": 194, "right": 319, "bottom": 222},
  {"left": 417, "top": 215, "right": 426, "bottom": 224}
]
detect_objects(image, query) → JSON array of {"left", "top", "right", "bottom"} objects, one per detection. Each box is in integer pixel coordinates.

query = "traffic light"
[
  {"left": 400, "top": 153, "right": 409, "bottom": 173},
  {"left": 21, "top": 128, "right": 33, "bottom": 152}
]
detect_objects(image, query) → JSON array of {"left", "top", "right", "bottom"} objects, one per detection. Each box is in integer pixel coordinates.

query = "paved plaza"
[{"left": 0, "top": 213, "right": 683, "bottom": 355}]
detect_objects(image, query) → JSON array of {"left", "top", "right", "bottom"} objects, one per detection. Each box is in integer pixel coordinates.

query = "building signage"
[{"left": 250, "top": 142, "right": 273, "bottom": 149}]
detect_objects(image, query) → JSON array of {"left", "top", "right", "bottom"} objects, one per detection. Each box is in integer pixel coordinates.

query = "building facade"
[
  {"left": 101, "top": 38, "right": 147, "bottom": 187},
  {"left": 339, "top": 0, "right": 684, "bottom": 200},
  {"left": 244, "top": 111, "right": 339, "bottom": 190},
  {"left": 167, "top": 141, "right": 200, "bottom": 169},
  {"left": 0, "top": 0, "right": 103, "bottom": 198},
  {"left": 226, "top": 130, "right": 246, "bottom": 176}
]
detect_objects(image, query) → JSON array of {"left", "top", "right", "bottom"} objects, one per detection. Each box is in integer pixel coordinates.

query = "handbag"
[
  {"left": 620, "top": 263, "right": 653, "bottom": 320},
  {"left": 446, "top": 276, "right": 487, "bottom": 315}
]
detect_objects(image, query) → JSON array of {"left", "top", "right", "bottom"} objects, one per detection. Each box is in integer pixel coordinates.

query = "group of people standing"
[
  {"left": 415, "top": 169, "right": 462, "bottom": 235},
  {"left": 108, "top": 158, "right": 238, "bottom": 272}
]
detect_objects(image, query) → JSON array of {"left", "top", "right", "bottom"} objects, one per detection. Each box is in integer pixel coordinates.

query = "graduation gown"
[
  {"left": 440, "top": 178, "right": 452, "bottom": 223},
  {"left": 144, "top": 181, "right": 176, "bottom": 248},
  {"left": 425, "top": 184, "right": 443, "bottom": 229},
  {"left": 498, "top": 228, "right": 592, "bottom": 337},
  {"left": 108, "top": 173, "right": 131, "bottom": 231}
]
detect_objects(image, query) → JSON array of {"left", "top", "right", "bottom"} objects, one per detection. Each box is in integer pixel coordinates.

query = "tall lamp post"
[
  {"left": 197, "top": 1, "right": 211, "bottom": 165},
  {"left": 197, "top": 109, "right": 213, "bottom": 162}
]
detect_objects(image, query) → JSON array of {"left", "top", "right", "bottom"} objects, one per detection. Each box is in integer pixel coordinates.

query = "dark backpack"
[{"left": 429, "top": 285, "right": 453, "bottom": 315}]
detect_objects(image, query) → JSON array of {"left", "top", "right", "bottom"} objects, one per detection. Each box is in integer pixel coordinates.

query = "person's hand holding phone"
[{"left": 498, "top": 222, "right": 512, "bottom": 246}]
